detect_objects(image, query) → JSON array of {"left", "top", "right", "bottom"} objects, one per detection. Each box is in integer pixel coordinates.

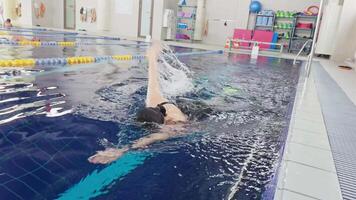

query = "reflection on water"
[{"left": 0, "top": 43, "right": 300, "bottom": 200}]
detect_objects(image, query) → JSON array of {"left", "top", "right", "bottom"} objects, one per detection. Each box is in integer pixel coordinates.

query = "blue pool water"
[{"left": 0, "top": 32, "right": 301, "bottom": 200}]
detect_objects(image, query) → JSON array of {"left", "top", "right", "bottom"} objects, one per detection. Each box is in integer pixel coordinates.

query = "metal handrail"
[
  {"left": 227, "top": 38, "right": 284, "bottom": 54},
  {"left": 293, "top": 39, "right": 313, "bottom": 65}
]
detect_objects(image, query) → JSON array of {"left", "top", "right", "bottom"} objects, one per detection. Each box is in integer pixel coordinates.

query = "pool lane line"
[
  {"left": 0, "top": 50, "right": 223, "bottom": 68},
  {"left": 0, "top": 55, "right": 137, "bottom": 68},
  {"left": 56, "top": 152, "right": 151, "bottom": 200},
  {"left": 0, "top": 27, "right": 48, "bottom": 31},
  {"left": 0, "top": 31, "right": 120, "bottom": 40},
  {"left": 175, "top": 50, "right": 224, "bottom": 57},
  {"left": 0, "top": 40, "right": 147, "bottom": 47},
  {"left": 0, "top": 28, "right": 79, "bottom": 35}
]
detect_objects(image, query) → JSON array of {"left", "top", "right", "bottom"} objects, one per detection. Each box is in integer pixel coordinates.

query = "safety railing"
[{"left": 226, "top": 38, "right": 284, "bottom": 54}]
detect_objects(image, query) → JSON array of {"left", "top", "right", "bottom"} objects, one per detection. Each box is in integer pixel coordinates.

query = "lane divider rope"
[
  {"left": 0, "top": 31, "right": 120, "bottom": 40},
  {"left": 0, "top": 55, "right": 144, "bottom": 68},
  {"left": 0, "top": 50, "right": 223, "bottom": 68},
  {"left": 0, "top": 28, "right": 78, "bottom": 35},
  {"left": 0, "top": 39, "right": 147, "bottom": 47}
]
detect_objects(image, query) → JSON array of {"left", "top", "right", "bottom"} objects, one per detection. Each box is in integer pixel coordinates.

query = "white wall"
[
  {"left": 32, "top": 0, "right": 64, "bottom": 29},
  {"left": 109, "top": 0, "right": 140, "bottom": 37},
  {"left": 203, "top": 0, "right": 250, "bottom": 45},
  {"left": 76, "top": 0, "right": 140, "bottom": 38},
  {"left": 332, "top": 0, "right": 356, "bottom": 61},
  {"left": 258, "top": 0, "right": 321, "bottom": 11}
]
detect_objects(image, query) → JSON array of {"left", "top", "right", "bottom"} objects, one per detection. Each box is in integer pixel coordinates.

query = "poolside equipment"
[
  {"left": 304, "top": 5, "right": 319, "bottom": 16},
  {"left": 276, "top": 10, "right": 294, "bottom": 18},
  {"left": 225, "top": 38, "right": 284, "bottom": 53},
  {"left": 15, "top": 2, "right": 21, "bottom": 17},
  {"left": 90, "top": 8, "right": 97, "bottom": 23},
  {"left": 179, "top": 0, "right": 187, "bottom": 6},
  {"left": 255, "top": 10, "right": 274, "bottom": 29},
  {"left": 249, "top": 1, "right": 262, "bottom": 13},
  {"left": 252, "top": 30, "right": 274, "bottom": 49},
  {"left": 296, "top": 22, "right": 313, "bottom": 29},
  {"left": 34, "top": 2, "right": 46, "bottom": 18},
  {"left": 233, "top": 29, "right": 253, "bottom": 47}
]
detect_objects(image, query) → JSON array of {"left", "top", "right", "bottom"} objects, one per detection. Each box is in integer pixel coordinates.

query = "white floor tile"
[
  {"left": 289, "top": 129, "right": 331, "bottom": 150},
  {"left": 282, "top": 161, "right": 342, "bottom": 200},
  {"left": 285, "top": 143, "right": 336, "bottom": 172},
  {"left": 275, "top": 189, "right": 319, "bottom": 200},
  {"left": 293, "top": 119, "right": 326, "bottom": 134},
  {"left": 295, "top": 111, "right": 324, "bottom": 123}
]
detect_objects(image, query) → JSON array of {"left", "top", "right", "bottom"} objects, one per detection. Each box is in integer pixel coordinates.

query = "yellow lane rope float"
[
  {"left": 0, "top": 39, "right": 86, "bottom": 47},
  {"left": 0, "top": 55, "right": 144, "bottom": 68}
]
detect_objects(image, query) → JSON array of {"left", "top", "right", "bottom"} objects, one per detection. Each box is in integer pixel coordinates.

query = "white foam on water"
[{"left": 158, "top": 44, "right": 194, "bottom": 99}]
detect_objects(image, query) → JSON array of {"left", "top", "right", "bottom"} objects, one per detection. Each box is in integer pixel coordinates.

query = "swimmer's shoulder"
[{"left": 163, "top": 103, "right": 187, "bottom": 124}]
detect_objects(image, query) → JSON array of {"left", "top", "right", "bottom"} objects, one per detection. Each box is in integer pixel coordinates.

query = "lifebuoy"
[
  {"left": 304, "top": 5, "right": 319, "bottom": 16},
  {"left": 15, "top": 3, "right": 22, "bottom": 17},
  {"left": 90, "top": 9, "right": 96, "bottom": 23},
  {"left": 39, "top": 3, "right": 45, "bottom": 18}
]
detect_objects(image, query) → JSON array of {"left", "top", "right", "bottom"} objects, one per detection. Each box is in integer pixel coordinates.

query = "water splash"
[{"left": 158, "top": 44, "right": 194, "bottom": 99}]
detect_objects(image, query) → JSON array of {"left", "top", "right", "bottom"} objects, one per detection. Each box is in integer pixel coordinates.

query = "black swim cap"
[{"left": 136, "top": 107, "right": 165, "bottom": 124}]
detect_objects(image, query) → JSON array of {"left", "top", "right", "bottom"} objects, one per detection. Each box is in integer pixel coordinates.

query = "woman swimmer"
[{"left": 88, "top": 43, "right": 189, "bottom": 164}]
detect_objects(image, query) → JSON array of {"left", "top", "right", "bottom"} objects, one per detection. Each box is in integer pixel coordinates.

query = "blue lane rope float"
[
  {"left": 0, "top": 31, "right": 120, "bottom": 40},
  {"left": 0, "top": 50, "right": 223, "bottom": 68},
  {"left": 175, "top": 50, "right": 224, "bottom": 57},
  {"left": 1, "top": 27, "right": 48, "bottom": 31},
  {"left": 0, "top": 28, "right": 79, "bottom": 35}
]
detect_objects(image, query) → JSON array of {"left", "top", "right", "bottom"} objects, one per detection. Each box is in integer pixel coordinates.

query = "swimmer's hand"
[{"left": 88, "top": 147, "right": 129, "bottom": 164}]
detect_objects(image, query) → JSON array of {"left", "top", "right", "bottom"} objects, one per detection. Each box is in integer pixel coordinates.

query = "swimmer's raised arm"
[
  {"left": 144, "top": 42, "right": 187, "bottom": 123},
  {"left": 146, "top": 42, "right": 167, "bottom": 107}
]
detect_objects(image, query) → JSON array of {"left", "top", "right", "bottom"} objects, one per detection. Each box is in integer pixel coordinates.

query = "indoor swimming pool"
[{"left": 0, "top": 29, "right": 301, "bottom": 200}]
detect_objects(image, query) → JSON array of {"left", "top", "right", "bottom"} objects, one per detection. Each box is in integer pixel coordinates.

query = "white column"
[
  {"left": 97, "top": 0, "right": 111, "bottom": 31},
  {"left": 194, "top": 0, "right": 206, "bottom": 40}
]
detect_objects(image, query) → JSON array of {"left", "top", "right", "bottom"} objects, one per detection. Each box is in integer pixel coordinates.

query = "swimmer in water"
[
  {"left": 4, "top": 19, "right": 12, "bottom": 28},
  {"left": 88, "top": 43, "right": 188, "bottom": 164}
]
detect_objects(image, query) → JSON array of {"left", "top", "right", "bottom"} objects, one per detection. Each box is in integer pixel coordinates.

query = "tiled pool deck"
[{"left": 275, "top": 60, "right": 356, "bottom": 200}]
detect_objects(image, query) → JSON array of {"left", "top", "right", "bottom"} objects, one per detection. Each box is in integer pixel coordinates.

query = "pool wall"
[{"left": 262, "top": 62, "right": 306, "bottom": 200}]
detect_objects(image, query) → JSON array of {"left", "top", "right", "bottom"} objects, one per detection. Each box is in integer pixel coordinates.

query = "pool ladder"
[
  {"left": 293, "top": 39, "right": 313, "bottom": 65},
  {"left": 293, "top": 39, "right": 315, "bottom": 78}
]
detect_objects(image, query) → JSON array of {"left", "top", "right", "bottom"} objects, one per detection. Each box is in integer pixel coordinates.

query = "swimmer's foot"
[{"left": 88, "top": 148, "right": 128, "bottom": 164}]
